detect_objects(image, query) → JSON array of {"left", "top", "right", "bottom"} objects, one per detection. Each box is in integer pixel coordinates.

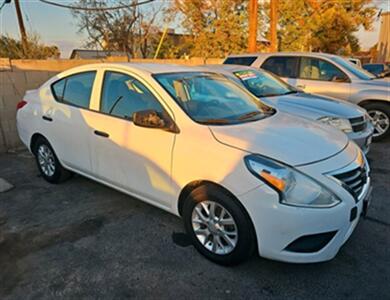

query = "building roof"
[{"left": 69, "top": 49, "right": 127, "bottom": 59}]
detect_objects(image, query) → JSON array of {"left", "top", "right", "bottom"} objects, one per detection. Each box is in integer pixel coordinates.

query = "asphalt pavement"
[{"left": 0, "top": 142, "right": 389, "bottom": 299}]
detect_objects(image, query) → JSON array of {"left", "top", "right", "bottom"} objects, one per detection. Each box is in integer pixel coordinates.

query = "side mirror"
[
  {"left": 133, "top": 110, "right": 179, "bottom": 133},
  {"left": 331, "top": 75, "right": 348, "bottom": 82}
]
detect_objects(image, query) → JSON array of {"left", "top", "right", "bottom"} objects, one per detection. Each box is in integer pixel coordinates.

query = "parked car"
[
  {"left": 224, "top": 52, "right": 390, "bottom": 141},
  {"left": 348, "top": 58, "right": 362, "bottom": 67},
  {"left": 200, "top": 64, "right": 373, "bottom": 154},
  {"left": 362, "top": 63, "right": 390, "bottom": 78},
  {"left": 17, "top": 63, "right": 372, "bottom": 265}
]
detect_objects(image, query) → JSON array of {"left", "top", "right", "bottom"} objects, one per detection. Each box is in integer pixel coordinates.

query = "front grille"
[
  {"left": 349, "top": 116, "right": 367, "bottom": 133},
  {"left": 333, "top": 164, "right": 368, "bottom": 201}
]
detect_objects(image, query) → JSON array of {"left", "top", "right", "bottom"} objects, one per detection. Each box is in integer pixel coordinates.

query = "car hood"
[
  {"left": 261, "top": 92, "right": 365, "bottom": 119},
  {"left": 210, "top": 111, "right": 349, "bottom": 166},
  {"left": 355, "top": 79, "right": 390, "bottom": 88}
]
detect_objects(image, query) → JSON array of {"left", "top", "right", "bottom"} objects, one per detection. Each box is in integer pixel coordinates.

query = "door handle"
[
  {"left": 94, "top": 130, "right": 109, "bottom": 138},
  {"left": 42, "top": 115, "right": 53, "bottom": 122},
  {"left": 297, "top": 84, "right": 306, "bottom": 89}
]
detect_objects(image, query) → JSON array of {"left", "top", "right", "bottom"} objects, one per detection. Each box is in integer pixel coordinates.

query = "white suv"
[
  {"left": 224, "top": 52, "right": 390, "bottom": 141},
  {"left": 17, "top": 63, "right": 371, "bottom": 265}
]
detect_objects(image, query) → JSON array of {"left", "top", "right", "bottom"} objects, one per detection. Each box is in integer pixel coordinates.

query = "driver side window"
[
  {"left": 299, "top": 57, "right": 348, "bottom": 82},
  {"left": 100, "top": 71, "right": 164, "bottom": 119}
]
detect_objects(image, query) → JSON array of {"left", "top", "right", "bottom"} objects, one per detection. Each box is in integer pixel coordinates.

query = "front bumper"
[
  {"left": 238, "top": 144, "right": 371, "bottom": 263},
  {"left": 347, "top": 123, "right": 374, "bottom": 155}
]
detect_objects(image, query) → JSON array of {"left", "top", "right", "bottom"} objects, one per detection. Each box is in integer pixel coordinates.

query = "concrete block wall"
[
  {"left": 0, "top": 57, "right": 223, "bottom": 153},
  {"left": 0, "top": 70, "right": 59, "bottom": 152}
]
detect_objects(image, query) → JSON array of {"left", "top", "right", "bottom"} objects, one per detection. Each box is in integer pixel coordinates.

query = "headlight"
[
  {"left": 244, "top": 155, "right": 341, "bottom": 208},
  {"left": 318, "top": 116, "right": 352, "bottom": 133}
]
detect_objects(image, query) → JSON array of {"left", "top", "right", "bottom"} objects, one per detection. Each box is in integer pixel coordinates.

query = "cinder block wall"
[
  {"left": 0, "top": 57, "right": 223, "bottom": 153},
  {"left": 0, "top": 70, "right": 58, "bottom": 152}
]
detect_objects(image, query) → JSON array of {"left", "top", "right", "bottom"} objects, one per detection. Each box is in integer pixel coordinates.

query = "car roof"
[
  {"left": 199, "top": 64, "right": 258, "bottom": 74},
  {"left": 60, "top": 62, "right": 207, "bottom": 75},
  {"left": 362, "top": 63, "right": 384, "bottom": 66},
  {"left": 225, "top": 52, "right": 340, "bottom": 60},
  {"left": 122, "top": 63, "right": 206, "bottom": 74}
]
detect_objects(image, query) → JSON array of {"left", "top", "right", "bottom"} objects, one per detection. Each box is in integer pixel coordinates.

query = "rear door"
[
  {"left": 295, "top": 57, "right": 351, "bottom": 100},
  {"left": 48, "top": 71, "right": 97, "bottom": 174}
]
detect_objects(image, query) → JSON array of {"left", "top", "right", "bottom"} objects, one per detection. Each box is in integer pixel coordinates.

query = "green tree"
[
  {"left": 277, "top": 0, "right": 377, "bottom": 55},
  {"left": 0, "top": 34, "right": 60, "bottom": 59},
  {"left": 170, "top": 0, "right": 248, "bottom": 58}
]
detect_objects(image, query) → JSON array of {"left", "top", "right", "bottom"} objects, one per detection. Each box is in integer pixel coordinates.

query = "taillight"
[{"left": 16, "top": 100, "right": 27, "bottom": 110}]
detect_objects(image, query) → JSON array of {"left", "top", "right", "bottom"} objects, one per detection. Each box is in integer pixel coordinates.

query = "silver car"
[
  {"left": 224, "top": 52, "right": 390, "bottom": 141},
  {"left": 201, "top": 64, "right": 373, "bottom": 153}
]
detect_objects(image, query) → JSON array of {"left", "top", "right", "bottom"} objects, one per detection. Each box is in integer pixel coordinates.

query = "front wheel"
[
  {"left": 364, "top": 102, "right": 390, "bottom": 142},
  {"left": 182, "top": 185, "right": 256, "bottom": 266}
]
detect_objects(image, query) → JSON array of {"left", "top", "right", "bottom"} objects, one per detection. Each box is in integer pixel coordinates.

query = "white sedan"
[{"left": 16, "top": 63, "right": 371, "bottom": 265}]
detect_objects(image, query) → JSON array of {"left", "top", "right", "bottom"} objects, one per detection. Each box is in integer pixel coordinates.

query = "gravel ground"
[{"left": 0, "top": 142, "right": 389, "bottom": 299}]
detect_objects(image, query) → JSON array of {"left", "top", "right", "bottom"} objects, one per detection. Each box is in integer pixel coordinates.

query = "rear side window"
[
  {"left": 261, "top": 56, "right": 299, "bottom": 78},
  {"left": 224, "top": 56, "right": 257, "bottom": 66},
  {"left": 51, "top": 71, "right": 96, "bottom": 109}
]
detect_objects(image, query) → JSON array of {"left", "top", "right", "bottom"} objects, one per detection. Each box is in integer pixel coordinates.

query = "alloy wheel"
[
  {"left": 368, "top": 109, "right": 390, "bottom": 137},
  {"left": 191, "top": 200, "right": 238, "bottom": 255},
  {"left": 37, "top": 144, "right": 56, "bottom": 177}
]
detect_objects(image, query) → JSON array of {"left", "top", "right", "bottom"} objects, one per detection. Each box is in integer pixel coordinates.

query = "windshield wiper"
[
  {"left": 282, "top": 90, "right": 298, "bottom": 95},
  {"left": 238, "top": 111, "right": 262, "bottom": 120},
  {"left": 197, "top": 118, "right": 232, "bottom": 125},
  {"left": 255, "top": 90, "right": 297, "bottom": 97}
]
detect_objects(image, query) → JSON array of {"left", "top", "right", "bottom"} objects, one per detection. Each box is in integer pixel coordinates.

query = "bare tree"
[
  {"left": 71, "top": 0, "right": 164, "bottom": 58},
  {"left": 72, "top": 0, "right": 138, "bottom": 56},
  {"left": 135, "top": 2, "right": 163, "bottom": 58}
]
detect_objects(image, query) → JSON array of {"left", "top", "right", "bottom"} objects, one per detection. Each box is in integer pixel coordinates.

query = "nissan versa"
[{"left": 16, "top": 63, "right": 372, "bottom": 265}]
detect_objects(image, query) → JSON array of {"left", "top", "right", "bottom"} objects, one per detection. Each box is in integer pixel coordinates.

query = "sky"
[{"left": 0, "top": 0, "right": 389, "bottom": 58}]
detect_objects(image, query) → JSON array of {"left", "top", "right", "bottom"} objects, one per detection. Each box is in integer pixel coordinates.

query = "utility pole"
[
  {"left": 270, "top": 0, "right": 278, "bottom": 52},
  {"left": 14, "top": 0, "right": 28, "bottom": 55},
  {"left": 248, "top": 0, "right": 258, "bottom": 52}
]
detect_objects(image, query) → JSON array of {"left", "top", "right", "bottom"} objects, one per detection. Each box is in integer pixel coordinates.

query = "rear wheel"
[
  {"left": 182, "top": 184, "right": 256, "bottom": 266},
  {"left": 33, "top": 137, "right": 72, "bottom": 183},
  {"left": 364, "top": 102, "right": 390, "bottom": 141}
]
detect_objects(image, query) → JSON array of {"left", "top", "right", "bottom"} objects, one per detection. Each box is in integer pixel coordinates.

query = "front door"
[
  {"left": 86, "top": 70, "right": 176, "bottom": 208},
  {"left": 295, "top": 57, "right": 351, "bottom": 100}
]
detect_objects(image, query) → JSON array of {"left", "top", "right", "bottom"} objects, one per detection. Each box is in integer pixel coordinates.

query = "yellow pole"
[{"left": 154, "top": 26, "right": 168, "bottom": 59}]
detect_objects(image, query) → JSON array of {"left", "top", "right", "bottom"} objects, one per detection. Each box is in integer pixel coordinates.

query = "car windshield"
[
  {"left": 232, "top": 69, "right": 296, "bottom": 97},
  {"left": 363, "top": 64, "right": 389, "bottom": 77},
  {"left": 331, "top": 56, "right": 376, "bottom": 80},
  {"left": 154, "top": 72, "right": 274, "bottom": 125}
]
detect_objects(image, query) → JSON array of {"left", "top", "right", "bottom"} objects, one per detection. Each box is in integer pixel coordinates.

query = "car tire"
[
  {"left": 33, "top": 136, "right": 72, "bottom": 184},
  {"left": 182, "top": 184, "right": 256, "bottom": 266},
  {"left": 363, "top": 102, "right": 390, "bottom": 142}
]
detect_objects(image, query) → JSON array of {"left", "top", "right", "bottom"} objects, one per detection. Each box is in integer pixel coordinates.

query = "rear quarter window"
[
  {"left": 223, "top": 56, "right": 257, "bottom": 66},
  {"left": 52, "top": 79, "right": 65, "bottom": 101}
]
